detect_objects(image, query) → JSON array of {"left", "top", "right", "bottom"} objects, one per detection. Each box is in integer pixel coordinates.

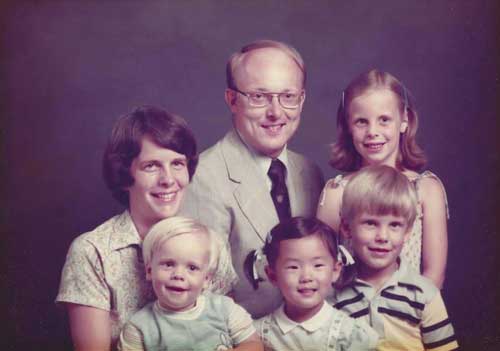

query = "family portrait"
[{"left": 2, "top": 1, "right": 498, "bottom": 350}]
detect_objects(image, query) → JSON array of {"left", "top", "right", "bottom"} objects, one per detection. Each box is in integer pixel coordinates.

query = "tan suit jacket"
[{"left": 180, "top": 129, "right": 324, "bottom": 317}]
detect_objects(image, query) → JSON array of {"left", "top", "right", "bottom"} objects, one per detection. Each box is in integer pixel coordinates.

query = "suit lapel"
[
  {"left": 221, "top": 130, "right": 278, "bottom": 242},
  {"left": 288, "top": 151, "right": 308, "bottom": 216}
]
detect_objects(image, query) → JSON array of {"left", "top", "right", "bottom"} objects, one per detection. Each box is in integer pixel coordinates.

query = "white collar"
[
  {"left": 235, "top": 128, "right": 289, "bottom": 175},
  {"left": 355, "top": 257, "right": 409, "bottom": 291},
  {"left": 274, "top": 301, "right": 333, "bottom": 334},
  {"left": 254, "top": 148, "right": 289, "bottom": 178},
  {"left": 154, "top": 295, "right": 206, "bottom": 320}
]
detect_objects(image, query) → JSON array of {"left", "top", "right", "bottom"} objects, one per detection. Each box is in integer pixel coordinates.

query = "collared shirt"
[
  {"left": 56, "top": 211, "right": 154, "bottom": 347},
  {"left": 56, "top": 211, "right": 238, "bottom": 349},
  {"left": 255, "top": 301, "right": 378, "bottom": 351},
  {"left": 330, "top": 260, "right": 458, "bottom": 351},
  {"left": 235, "top": 129, "right": 291, "bottom": 191},
  {"left": 274, "top": 301, "right": 334, "bottom": 334}
]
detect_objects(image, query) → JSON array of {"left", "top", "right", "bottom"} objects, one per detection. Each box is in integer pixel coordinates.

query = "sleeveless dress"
[{"left": 318, "top": 171, "right": 449, "bottom": 273}]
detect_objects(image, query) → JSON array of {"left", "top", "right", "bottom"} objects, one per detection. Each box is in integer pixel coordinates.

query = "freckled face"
[
  {"left": 348, "top": 89, "right": 407, "bottom": 167},
  {"left": 267, "top": 234, "right": 341, "bottom": 322},
  {"left": 128, "top": 137, "right": 190, "bottom": 232},
  {"left": 146, "top": 232, "right": 211, "bottom": 311},
  {"left": 226, "top": 47, "right": 305, "bottom": 158}
]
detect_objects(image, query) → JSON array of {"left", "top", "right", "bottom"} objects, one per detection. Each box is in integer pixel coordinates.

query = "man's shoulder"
[
  {"left": 195, "top": 130, "right": 252, "bottom": 182},
  {"left": 288, "top": 148, "right": 315, "bottom": 166},
  {"left": 198, "top": 130, "right": 244, "bottom": 162},
  {"left": 287, "top": 148, "right": 323, "bottom": 182}
]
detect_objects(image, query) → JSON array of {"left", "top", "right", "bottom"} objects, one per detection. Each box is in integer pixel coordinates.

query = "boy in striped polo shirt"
[{"left": 330, "top": 165, "right": 458, "bottom": 351}]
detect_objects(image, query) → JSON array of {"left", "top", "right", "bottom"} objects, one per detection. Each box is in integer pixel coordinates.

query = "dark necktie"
[{"left": 267, "top": 159, "right": 291, "bottom": 222}]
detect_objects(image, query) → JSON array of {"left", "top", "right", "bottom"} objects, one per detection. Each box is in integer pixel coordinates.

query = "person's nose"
[
  {"left": 266, "top": 95, "right": 284, "bottom": 120},
  {"left": 366, "top": 122, "right": 379, "bottom": 138},
  {"left": 158, "top": 166, "right": 175, "bottom": 187},
  {"left": 375, "top": 226, "right": 389, "bottom": 242},
  {"left": 299, "top": 265, "right": 313, "bottom": 283},
  {"left": 171, "top": 265, "right": 185, "bottom": 280}
]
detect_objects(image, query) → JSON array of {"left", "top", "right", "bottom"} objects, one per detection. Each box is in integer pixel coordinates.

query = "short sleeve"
[
  {"left": 421, "top": 292, "right": 458, "bottom": 350},
  {"left": 118, "top": 322, "right": 145, "bottom": 351},
  {"left": 226, "top": 298, "right": 256, "bottom": 345},
  {"left": 55, "top": 237, "right": 110, "bottom": 311}
]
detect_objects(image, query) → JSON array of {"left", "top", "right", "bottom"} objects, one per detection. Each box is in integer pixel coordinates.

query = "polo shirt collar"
[
  {"left": 275, "top": 301, "right": 332, "bottom": 334},
  {"left": 354, "top": 257, "right": 410, "bottom": 291}
]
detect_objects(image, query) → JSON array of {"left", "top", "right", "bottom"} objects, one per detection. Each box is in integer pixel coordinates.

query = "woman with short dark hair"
[{"left": 56, "top": 106, "right": 236, "bottom": 350}]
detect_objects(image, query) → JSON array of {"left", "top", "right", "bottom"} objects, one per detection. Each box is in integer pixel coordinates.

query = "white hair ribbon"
[
  {"left": 252, "top": 248, "right": 268, "bottom": 282},
  {"left": 337, "top": 245, "right": 355, "bottom": 266}
]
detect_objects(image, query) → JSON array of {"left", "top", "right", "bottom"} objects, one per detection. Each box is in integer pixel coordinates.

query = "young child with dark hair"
[
  {"left": 332, "top": 165, "right": 458, "bottom": 350},
  {"left": 247, "top": 217, "right": 378, "bottom": 351}
]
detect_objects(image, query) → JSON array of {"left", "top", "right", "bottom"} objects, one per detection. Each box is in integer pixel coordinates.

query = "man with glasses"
[{"left": 180, "top": 40, "right": 324, "bottom": 318}]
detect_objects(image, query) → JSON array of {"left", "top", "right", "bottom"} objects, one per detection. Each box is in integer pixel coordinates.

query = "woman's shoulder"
[
  {"left": 404, "top": 170, "right": 449, "bottom": 217},
  {"left": 325, "top": 173, "right": 351, "bottom": 189},
  {"left": 318, "top": 174, "right": 349, "bottom": 206},
  {"left": 68, "top": 211, "right": 131, "bottom": 255},
  {"left": 408, "top": 170, "right": 447, "bottom": 195},
  {"left": 405, "top": 170, "right": 443, "bottom": 186},
  {"left": 405, "top": 170, "right": 447, "bottom": 197}
]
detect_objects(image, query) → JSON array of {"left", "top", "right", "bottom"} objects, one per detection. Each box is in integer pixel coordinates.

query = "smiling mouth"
[
  {"left": 368, "top": 247, "right": 391, "bottom": 255},
  {"left": 364, "top": 143, "right": 385, "bottom": 151},
  {"left": 297, "top": 288, "right": 317, "bottom": 294},
  {"left": 152, "top": 191, "right": 177, "bottom": 202},
  {"left": 262, "top": 123, "right": 285, "bottom": 133},
  {"left": 167, "top": 286, "right": 187, "bottom": 293}
]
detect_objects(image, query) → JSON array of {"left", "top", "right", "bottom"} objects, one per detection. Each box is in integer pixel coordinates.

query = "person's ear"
[
  {"left": 224, "top": 89, "right": 238, "bottom": 111},
  {"left": 265, "top": 265, "right": 278, "bottom": 286},
  {"left": 400, "top": 120, "right": 408, "bottom": 133},
  {"left": 145, "top": 264, "right": 152, "bottom": 281},
  {"left": 202, "top": 272, "right": 213, "bottom": 290},
  {"left": 331, "top": 260, "right": 343, "bottom": 284},
  {"left": 403, "top": 225, "right": 412, "bottom": 243}
]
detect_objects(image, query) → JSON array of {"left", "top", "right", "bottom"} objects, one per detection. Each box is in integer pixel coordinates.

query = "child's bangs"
[
  {"left": 343, "top": 176, "right": 417, "bottom": 227},
  {"left": 363, "top": 189, "right": 415, "bottom": 222}
]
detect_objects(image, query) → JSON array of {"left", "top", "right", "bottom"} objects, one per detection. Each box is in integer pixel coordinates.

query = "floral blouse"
[{"left": 56, "top": 211, "right": 238, "bottom": 348}]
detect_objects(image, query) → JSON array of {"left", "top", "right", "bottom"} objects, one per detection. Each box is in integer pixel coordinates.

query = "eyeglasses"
[{"left": 231, "top": 87, "right": 304, "bottom": 109}]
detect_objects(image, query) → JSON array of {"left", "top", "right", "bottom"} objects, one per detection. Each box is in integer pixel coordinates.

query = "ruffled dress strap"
[
  {"left": 412, "top": 171, "right": 450, "bottom": 219},
  {"left": 258, "top": 314, "right": 273, "bottom": 348},
  {"left": 326, "top": 309, "right": 347, "bottom": 350},
  {"left": 318, "top": 174, "right": 348, "bottom": 207}
]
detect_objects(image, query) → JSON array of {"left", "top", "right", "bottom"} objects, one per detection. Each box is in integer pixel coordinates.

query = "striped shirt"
[{"left": 330, "top": 261, "right": 458, "bottom": 351}]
